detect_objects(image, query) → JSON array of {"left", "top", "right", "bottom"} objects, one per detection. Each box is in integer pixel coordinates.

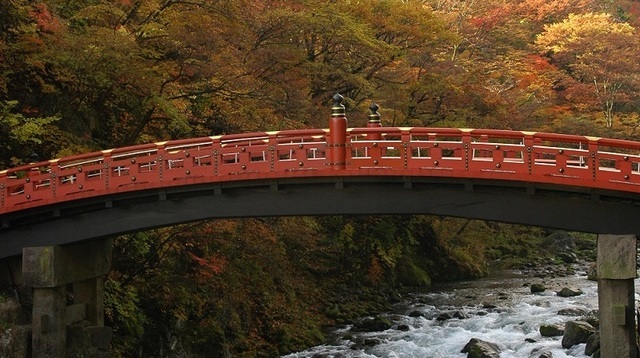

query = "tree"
[
  {"left": 535, "top": 13, "right": 640, "bottom": 129},
  {"left": 0, "top": 100, "right": 59, "bottom": 168}
]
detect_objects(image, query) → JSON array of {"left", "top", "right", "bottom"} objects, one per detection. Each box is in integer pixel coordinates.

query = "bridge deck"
[
  {"left": 3, "top": 127, "right": 640, "bottom": 215},
  {"left": 2, "top": 127, "right": 640, "bottom": 258}
]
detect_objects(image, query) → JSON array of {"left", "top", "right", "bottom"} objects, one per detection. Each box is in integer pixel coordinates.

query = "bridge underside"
[{"left": 2, "top": 175, "right": 640, "bottom": 258}]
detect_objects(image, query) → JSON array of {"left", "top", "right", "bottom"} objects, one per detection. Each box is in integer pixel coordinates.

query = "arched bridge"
[{"left": 3, "top": 103, "right": 640, "bottom": 258}]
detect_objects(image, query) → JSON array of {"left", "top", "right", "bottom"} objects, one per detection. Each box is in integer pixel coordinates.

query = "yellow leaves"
[
  {"left": 535, "top": 12, "right": 635, "bottom": 55},
  {"left": 71, "top": 4, "right": 127, "bottom": 29},
  {"left": 136, "top": 22, "right": 168, "bottom": 39},
  {"left": 515, "top": 0, "right": 595, "bottom": 22},
  {"left": 535, "top": 12, "right": 640, "bottom": 129}
]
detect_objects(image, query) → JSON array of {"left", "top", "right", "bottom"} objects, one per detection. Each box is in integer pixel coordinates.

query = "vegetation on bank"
[{"left": 0, "top": 0, "right": 633, "bottom": 356}]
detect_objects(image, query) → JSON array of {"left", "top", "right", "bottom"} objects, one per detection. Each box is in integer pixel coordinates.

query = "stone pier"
[
  {"left": 22, "top": 238, "right": 113, "bottom": 357},
  {"left": 597, "top": 234, "right": 638, "bottom": 358}
]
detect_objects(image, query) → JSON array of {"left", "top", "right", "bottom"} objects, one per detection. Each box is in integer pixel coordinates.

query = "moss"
[{"left": 395, "top": 260, "right": 432, "bottom": 287}]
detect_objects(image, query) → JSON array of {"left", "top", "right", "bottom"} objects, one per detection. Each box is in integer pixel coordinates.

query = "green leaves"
[
  {"left": 0, "top": 100, "right": 59, "bottom": 167},
  {"left": 1, "top": 100, "right": 58, "bottom": 144}
]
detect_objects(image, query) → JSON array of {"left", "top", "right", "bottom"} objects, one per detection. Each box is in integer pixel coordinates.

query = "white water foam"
[{"left": 284, "top": 273, "right": 612, "bottom": 357}]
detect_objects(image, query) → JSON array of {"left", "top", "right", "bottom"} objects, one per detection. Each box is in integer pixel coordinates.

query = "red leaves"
[
  {"left": 469, "top": 7, "right": 509, "bottom": 30},
  {"left": 527, "top": 55, "right": 555, "bottom": 72},
  {"left": 188, "top": 252, "right": 227, "bottom": 278},
  {"left": 629, "top": 3, "right": 640, "bottom": 27},
  {"left": 30, "top": 3, "right": 60, "bottom": 34}
]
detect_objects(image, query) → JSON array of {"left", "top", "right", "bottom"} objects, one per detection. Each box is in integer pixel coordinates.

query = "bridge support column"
[
  {"left": 31, "top": 285, "right": 66, "bottom": 356},
  {"left": 597, "top": 234, "right": 638, "bottom": 358},
  {"left": 23, "top": 238, "right": 113, "bottom": 358},
  {"left": 73, "top": 277, "right": 105, "bottom": 326}
]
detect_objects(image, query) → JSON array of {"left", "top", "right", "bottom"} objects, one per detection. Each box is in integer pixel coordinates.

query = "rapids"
[{"left": 283, "top": 265, "right": 631, "bottom": 357}]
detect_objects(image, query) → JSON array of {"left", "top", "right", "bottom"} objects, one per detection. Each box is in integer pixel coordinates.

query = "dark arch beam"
[{"left": 2, "top": 176, "right": 640, "bottom": 258}]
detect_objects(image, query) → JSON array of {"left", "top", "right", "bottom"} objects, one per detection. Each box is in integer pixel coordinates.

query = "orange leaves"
[
  {"left": 630, "top": 3, "right": 640, "bottom": 27},
  {"left": 367, "top": 255, "right": 385, "bottom": 285}
]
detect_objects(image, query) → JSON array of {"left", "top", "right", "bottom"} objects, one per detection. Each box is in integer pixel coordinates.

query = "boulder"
[
  {"left": 363, "top": 338, "right": 380, "bottom": 346},
  {"left": 529, "top": 348, "right": 553, "bottom": 358},
  {"left": 585, "top": 332, "right": 600, "bottom": 356},
  {"left": 587, "top": 264, "right": 597, "bottom": 281},
  {"left": 557, "top": 288, "right": 583, "bottom": 297},
  {"left": 453, "top": 310, "right": 470, "bottom": 319},
  {"left": 544, "top": 231, "right": 576, "bottom": 252},
  {"left": 582, "top": 310, "right": 599, "bottom": 328},
  {"left": 530, "top": 283, "right": 546, "bottom": 293},
  {"left": 0, "top": 298, "right": 25, "bottom": 325},
  {"left": 437, "top": 310, "right": 471, "bottom": 321},
  {"left": 530, "top": 347, "right": 553, "bottom": 358},
  {"left": 436, "top": 312, "right": 454, "bottom": 321},
  {"left": 461, "top": 338, "right": 501, "bottom": 358},
  {"left": 539, "top": 323, "right": 564, "bottom": 337},
  {"left": 0, "top": 325, "right": 31, "bottom": 358},
  {"left": 562, "top": 321, "right": 596, "bottom": 348},
  {"left": 349, "top": 337, "right": 382, "bottom": 350},
  {"left": 557, "top": 307, "right": 589, "bottom": 316},
  {"left": 557, "top": 252, "right": 578, "bottom": 263},
  {"left": 352, "top": 317, "right": 392, "bottom": 332}
]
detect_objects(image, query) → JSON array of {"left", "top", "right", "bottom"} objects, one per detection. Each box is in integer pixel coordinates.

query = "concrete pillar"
[
  {"left": 32, "top": 286, "right": 66, "bottom": 357},
  {"left": 23, "top": 238, "right": 112, "bottom": 358},
  {"left": 73, "top": 277, "right": 105, "bottom": 326},
  {"left": 597, "top": 234, "right": 638, "bottom": 358}
]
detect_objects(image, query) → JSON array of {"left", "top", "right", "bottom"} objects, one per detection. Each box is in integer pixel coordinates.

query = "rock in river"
[
  {"left": 461, "top": 337, "right": 500, "bottom": 358},
  {"left": 562, "top": 320, "right": 596, "bottom": 349}
]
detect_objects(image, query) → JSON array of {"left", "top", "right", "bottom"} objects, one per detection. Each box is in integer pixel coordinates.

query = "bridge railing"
[{"left": 2, "top": 127, "right": 640, "bottom": 214}]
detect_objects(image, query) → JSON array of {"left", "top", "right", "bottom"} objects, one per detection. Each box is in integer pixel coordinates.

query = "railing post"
[
  {"left": 367, "top": 103, "right": 382, "bottom": 140},
  {"left": 328, "top": 93, "right": 348, "bottom": 169}
]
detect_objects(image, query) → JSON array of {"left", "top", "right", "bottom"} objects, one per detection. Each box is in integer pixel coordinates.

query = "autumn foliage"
[{"left": 0, "top": 0, "right": 638, "bottom": 356}]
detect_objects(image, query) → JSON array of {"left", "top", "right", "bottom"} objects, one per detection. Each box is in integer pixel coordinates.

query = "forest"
[{"left": 1, "top": 0, "right": 639, "bottom": 356}]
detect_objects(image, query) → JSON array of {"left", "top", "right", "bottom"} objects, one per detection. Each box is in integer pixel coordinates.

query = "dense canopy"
[{"left": 2, "top": 0, "right": 639, "bottom": 168}]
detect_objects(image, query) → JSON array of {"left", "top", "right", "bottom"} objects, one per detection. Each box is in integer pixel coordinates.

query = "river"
[{"left": 283, "top": 263, "right": 627, "bottom": 357}]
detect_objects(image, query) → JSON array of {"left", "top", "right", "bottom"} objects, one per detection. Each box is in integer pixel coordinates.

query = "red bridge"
[
  {"left": 5, "top": 97, "right": 640, "bottom": 358},
  {"left": 2, "top": 99, "right": 640, "bottom": 258}
]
